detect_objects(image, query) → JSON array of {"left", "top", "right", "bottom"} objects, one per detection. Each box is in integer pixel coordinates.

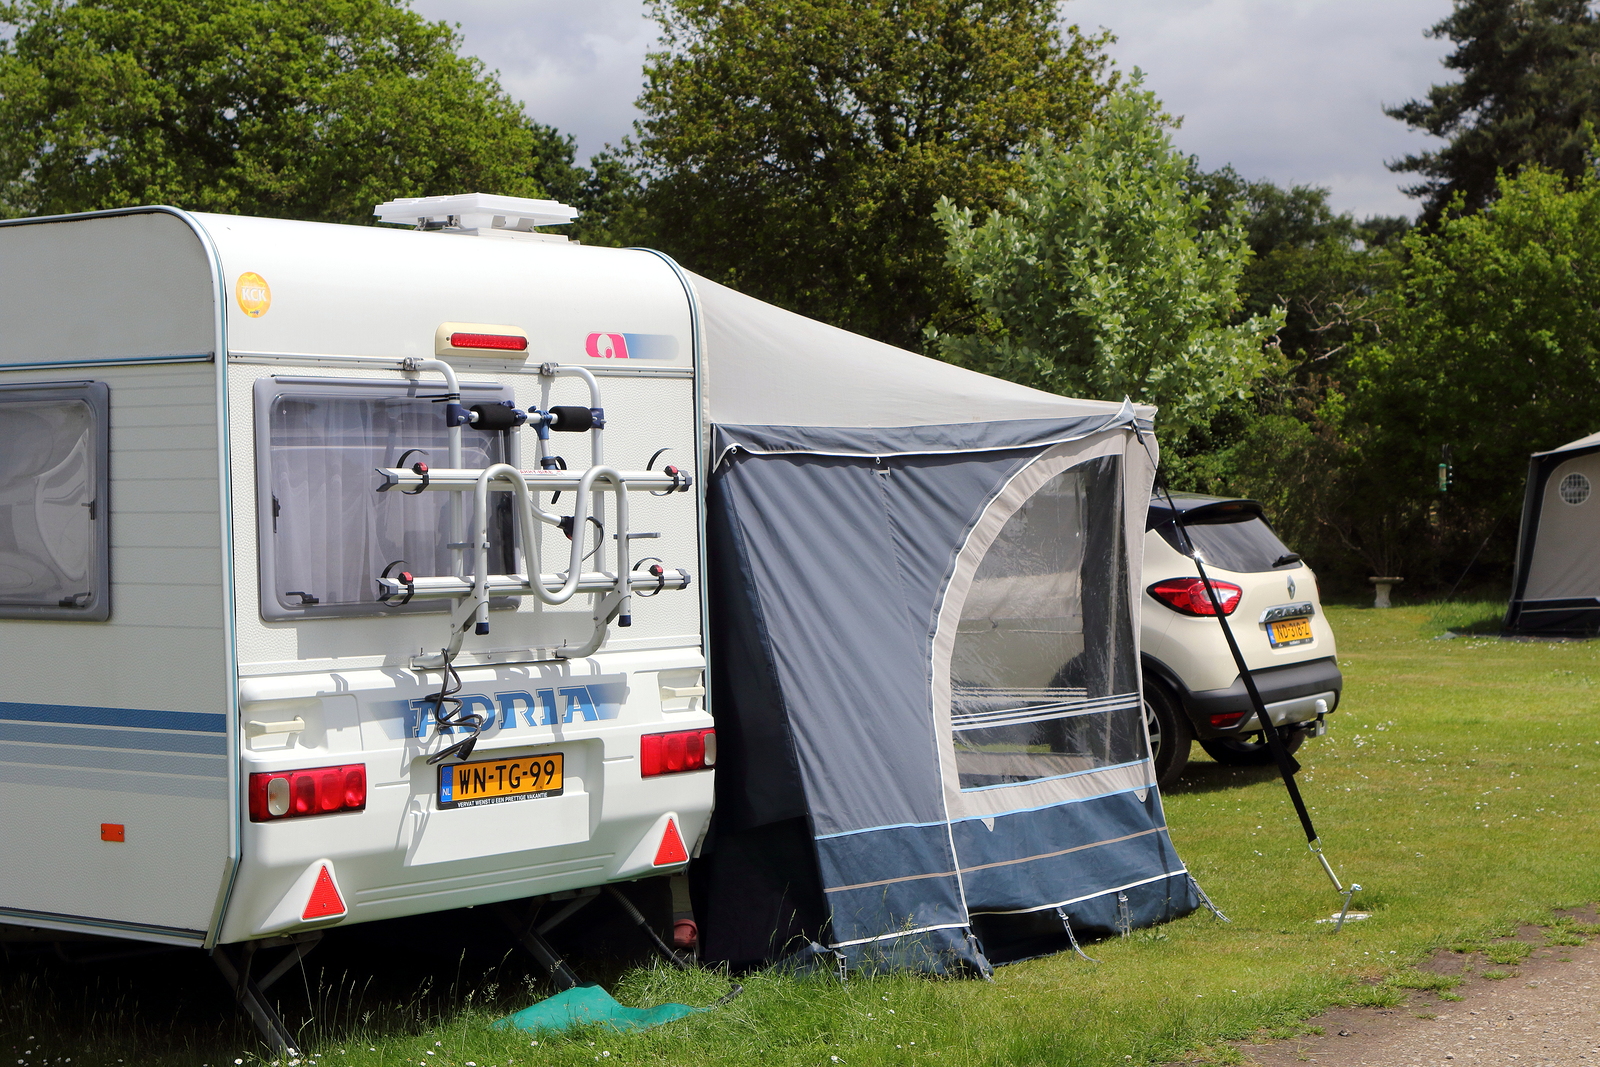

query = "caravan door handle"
[{"left": 660, "top": 686, "right": 705, "bottom": 699}]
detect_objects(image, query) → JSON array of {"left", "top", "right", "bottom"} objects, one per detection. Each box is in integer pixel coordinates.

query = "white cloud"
[
  {"left": 1064, "top": 0, "right": 1457, "bottom": 218},
  {"left": 414, "top": 0, "right": 1460, "bottom": 218},
  {"left": 408, "top": 0, "right": 655, "bottom": 161}
]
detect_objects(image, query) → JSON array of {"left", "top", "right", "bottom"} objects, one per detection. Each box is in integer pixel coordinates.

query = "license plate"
[
  {"left": 438, "top": 753, "right": 563, "bottom": 809},
  {"left": 1268, "top": 617, "right": 1314, "bottom": 647}
]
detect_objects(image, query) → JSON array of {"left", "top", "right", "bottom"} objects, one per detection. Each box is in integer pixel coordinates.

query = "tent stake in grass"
[{"left": 1153, "top": 466, "right": 1363, "bottom": 924}]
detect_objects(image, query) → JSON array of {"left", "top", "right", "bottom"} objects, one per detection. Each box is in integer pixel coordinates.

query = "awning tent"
[
  {"left": 1506, "top": 430, "right": 1600, "bottom": 634},
  {"left": 687, "top": 276, "right": 1199, "bottom": 974}
]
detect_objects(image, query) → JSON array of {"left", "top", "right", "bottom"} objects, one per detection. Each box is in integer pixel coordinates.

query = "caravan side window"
[
  {"left": 255, "top": 378, "right": 516, "bottom": 620},
  {"left": 0, "top": 382, "right": 110, "bottom": 621},
  {"left": 950, "top": 456, "right": 1141, "bottom": 789}
]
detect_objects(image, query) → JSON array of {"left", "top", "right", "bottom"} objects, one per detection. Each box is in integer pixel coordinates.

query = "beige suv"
[{"left": 1141, "top": 494, "right": 1342, "bottom": 788}]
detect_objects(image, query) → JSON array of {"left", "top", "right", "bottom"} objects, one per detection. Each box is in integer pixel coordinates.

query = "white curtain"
[{"left": 268, "top": 394, "right": 503, "bottom": 612}]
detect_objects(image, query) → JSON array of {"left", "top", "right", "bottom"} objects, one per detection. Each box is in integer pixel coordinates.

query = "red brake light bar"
[
  {"left": 248, "top": 764, "right": 367, "bottom": 822},
  {"left": 1148, "top": 577, "right": 1243, "bottom": 617},
  {"left": 641, "top": 729, "right": 716, "bottom": 777},
  {"left": 449, "top": 332, "right": 528, "bottom": 352}
]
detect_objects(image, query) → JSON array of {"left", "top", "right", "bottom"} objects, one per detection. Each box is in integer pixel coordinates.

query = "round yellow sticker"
[{"left": 235, "top": 272, "right": 271, "bottom": 318}]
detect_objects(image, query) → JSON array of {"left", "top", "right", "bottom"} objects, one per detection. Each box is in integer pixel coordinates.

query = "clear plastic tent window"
[
  {"left": 0, "top": 399, "right": 96, "bottom": 613},
  {"left": 951, "top": 456, "right": 1141, "bottom": 789},
  {"left": 262, "top": 386, "right": 513, "bottom": 617}
]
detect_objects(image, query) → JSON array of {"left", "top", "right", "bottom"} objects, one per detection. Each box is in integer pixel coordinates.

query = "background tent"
[
  {"left": 685, "top": 276, "right": 1200, "bottom": 975},
  {"left": 1506, "top": 430, "right": 1600, "bottom": 634}
]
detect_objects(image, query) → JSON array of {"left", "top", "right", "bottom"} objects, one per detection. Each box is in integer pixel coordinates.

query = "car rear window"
[{"left": 1155, "top": 514, "right": 1300, "bottom": 573}]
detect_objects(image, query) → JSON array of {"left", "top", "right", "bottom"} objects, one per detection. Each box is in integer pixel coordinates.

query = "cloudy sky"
[{"left": 409, "top": 0, "right": 1458, "bottom": 220}]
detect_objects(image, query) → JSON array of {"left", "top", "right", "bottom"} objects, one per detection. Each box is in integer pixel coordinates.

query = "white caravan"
[{"left": 0, "top": 197, "right": 713, "bottom": 1028}]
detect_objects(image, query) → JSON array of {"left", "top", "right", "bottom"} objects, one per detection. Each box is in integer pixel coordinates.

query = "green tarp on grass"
[{"left": 492, "top": 984, "right": 703, "bottom": 1035}]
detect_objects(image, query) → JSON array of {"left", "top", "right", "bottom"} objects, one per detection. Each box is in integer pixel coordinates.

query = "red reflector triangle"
[
  {"left": 302, "top": 865, "right": 346, "bottom": 920},
  {"left": 652, "top": 818, "right": 689, "bottom": 866}
]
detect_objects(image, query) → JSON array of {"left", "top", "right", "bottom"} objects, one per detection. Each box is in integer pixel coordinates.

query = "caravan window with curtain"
[
  {"left": 0, "top": 382, "right": 110, "bottom": 621},
  {"left": 255, "top": 378, "right": 515, "bottom": 620},
  {"left": 950, "top": 456, "right": 1141, "bottom": 789}
]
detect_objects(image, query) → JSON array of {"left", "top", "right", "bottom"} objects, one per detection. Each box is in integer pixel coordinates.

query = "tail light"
[
  {"left": 641, "top": 729, "right": 716, "bottom": 777},
  {"left": 1148, "top": 577, "right": 1243, "bottom": 617},
  {"left": 249, "top": 764, "right": 366, "bottom": 822},
  {"left": 1210, "top": 711, "right": 1247, "bottom": 728}
]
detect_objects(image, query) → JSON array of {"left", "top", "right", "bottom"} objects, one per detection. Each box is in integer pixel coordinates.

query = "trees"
[
  {"left": 1386, "top": 0, "right": 1600, "bottom": 221},
  {"left": 630, "top": 0, "right": 1115, "bottom": 351},
  {"left": 1354, "top": 165, "right": 1600, "bottom": 537},
  {"left": 932, "top": 84, "right": 1282, "bottom": 443},
  {"left": 0, "top": 0, "right": 570, "bottom": 222}
]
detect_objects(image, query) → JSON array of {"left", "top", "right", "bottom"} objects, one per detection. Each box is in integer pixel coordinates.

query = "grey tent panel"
[
  {"left": 689, "top": 272, "right": 1196, "bottom": 974},
  {"left": 1507, "top": 432, "right": 1600, "bottom": 633}
]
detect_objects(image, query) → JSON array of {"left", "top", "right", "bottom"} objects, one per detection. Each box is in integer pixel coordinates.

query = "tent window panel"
[
  {"left": 951, "top": 457, "right": 1138, "bottom": 790},
  {"left": 0, "top": 383, "right": 109, "bottom": 621},
  {"left": 258, "top": 381, "right": 514, "bottom": 620}
]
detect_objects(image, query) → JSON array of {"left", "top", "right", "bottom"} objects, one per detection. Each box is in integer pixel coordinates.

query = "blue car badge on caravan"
[{"left": 0, "top": 193, "right": 712, "bottom": 1045}]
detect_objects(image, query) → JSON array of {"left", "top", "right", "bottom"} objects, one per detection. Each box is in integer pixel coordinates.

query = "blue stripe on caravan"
[
  {"left": 0, "top": 700, "right": 225, "bottom": 734},
  {"left": 0, "top": 721, "right": 227, "bottom": 755}
]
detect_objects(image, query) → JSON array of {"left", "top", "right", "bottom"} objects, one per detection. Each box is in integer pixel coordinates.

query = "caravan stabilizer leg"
[
  {"left": 604, "top": 885, "right": 691, "bottom": 970},
  {"left": 492, "top": 901, "right": 582, "bottom": 991},
  {"left": 212, "top": 943, "right": 302, "bottom": 1055}
]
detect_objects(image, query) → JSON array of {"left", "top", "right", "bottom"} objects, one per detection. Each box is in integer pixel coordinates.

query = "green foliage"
[
  {"left": 1387, "top": 0, "right": 1600, "bottom": 221},
  {"left": 630, "top": 0, "right": 1116, "bottom": 351},
  {"left": 0, "top": 0, "right": 568, "bottom": 222},
  {"left": 933, "top": 83, "right": 1282, "bottom": 442},
  {"left": 1342, "top": 165, "right": 1600, "bottom": 577}
]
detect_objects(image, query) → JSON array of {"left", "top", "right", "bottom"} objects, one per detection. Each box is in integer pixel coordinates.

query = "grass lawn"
[{"left": 7, "top": 600, "right": 1600, "bottom": 1066}]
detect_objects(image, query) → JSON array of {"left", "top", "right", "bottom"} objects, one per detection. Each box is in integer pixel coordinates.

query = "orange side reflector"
[
  {"left": 100, "top": 823, "right": 124, "bottom": 842},
  {"left": 652, "top": 818, "right": 689, "bottom": 866},
  {"left": 302, "top": 865, "right": 346, "bottom": 920}
]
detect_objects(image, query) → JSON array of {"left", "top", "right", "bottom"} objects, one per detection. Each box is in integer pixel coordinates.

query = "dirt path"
[{"left": 1236, "top": 930, "right": 1600, "bottom": 1066}]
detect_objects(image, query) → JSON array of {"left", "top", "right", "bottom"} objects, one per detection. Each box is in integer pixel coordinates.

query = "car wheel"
[
  {"left": 1199, "top": 727, "right": 1307, "bottom": 766},
  {"left": 1143, "top": 679, "right": 1191, "bottom": 790}
]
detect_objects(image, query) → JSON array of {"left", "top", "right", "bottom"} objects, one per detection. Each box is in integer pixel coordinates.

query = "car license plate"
[
  {"left": 438, "top": 753, "right": 563, "bottom": 809},
  {"left": 1267, "top": 617, "right": 1314, "bottom": 647}
]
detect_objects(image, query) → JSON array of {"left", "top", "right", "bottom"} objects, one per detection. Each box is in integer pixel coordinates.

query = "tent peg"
[
  {"left": 1056, "top": 908, "right": 1100, "bottom": 964},
  {"left": 1188, "top": 875, "right": 1231, "bottom": 923},
  {"left": 1310, "top": 839, "right": 1363, "bottom": 931}
]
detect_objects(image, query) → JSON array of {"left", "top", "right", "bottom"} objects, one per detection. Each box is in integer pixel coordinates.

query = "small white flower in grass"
[{"left": 831, "top": 1058, "right": 842, "bottom": 1064}]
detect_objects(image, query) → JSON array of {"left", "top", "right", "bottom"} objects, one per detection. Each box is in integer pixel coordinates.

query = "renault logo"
[{"left": 1287, "top": 575, "right": 1297, "bottom": 599}]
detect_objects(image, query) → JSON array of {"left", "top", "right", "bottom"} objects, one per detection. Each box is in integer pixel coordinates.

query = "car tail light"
[
  {"left": 249, "top": 764, "right": 366, "bottom": 822},
  {"left": 641, "top": 729, "right": 716, "bottom": 776},
  {"left": 1148, "top": 577, "right": 1243, "bottom": 617},
  {"left": 1210, "top": 711, "right": 1247, "bottom": 728}
]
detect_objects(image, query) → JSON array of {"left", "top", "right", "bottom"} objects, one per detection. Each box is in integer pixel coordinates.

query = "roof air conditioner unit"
[{"left": 373, "top": 193, "right": 580, "bottom": 242}]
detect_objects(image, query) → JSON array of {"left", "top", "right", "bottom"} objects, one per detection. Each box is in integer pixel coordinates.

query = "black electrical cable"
[{"left": 424, "top": 649, "right": 485, "bottom": 765}]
